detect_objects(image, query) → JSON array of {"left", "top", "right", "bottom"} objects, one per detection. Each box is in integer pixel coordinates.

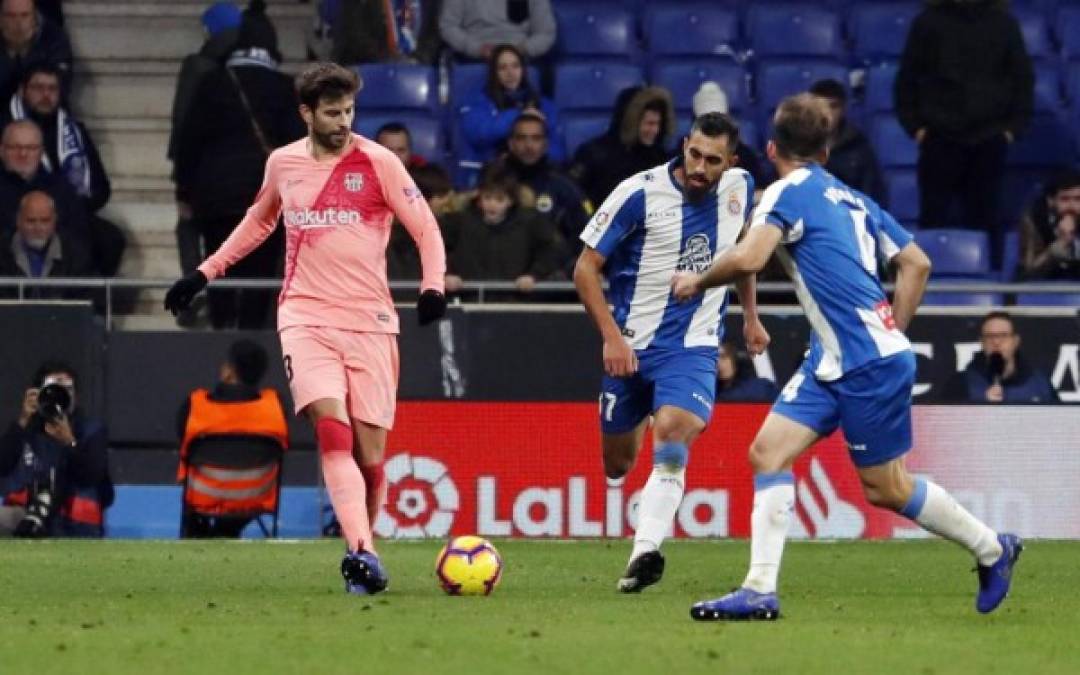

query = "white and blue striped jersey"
[
  {"left": 751, "top": 164, "right": 914, "bottom": 381},
  {"left": 580, "top": 159, "right": 753, "bottom": 352}
]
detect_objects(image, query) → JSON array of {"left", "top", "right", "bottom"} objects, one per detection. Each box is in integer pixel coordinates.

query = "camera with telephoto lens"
[{"left": 36, "top": 383, "right": 72, "bottom": 423}]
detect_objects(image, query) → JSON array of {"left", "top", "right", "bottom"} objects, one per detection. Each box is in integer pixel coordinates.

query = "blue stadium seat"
[
  {"left": 883, "top": 168, "right": 919, "bottom": 223},
  {"left": 554, "top": 62, "right": 645, "bottom": 111},
  {"left": 747, "top": 5, "right": 843, "bottom": 58},
  {"left": 644, "top": 4, "right": 739, "bottom": 58},
  {"left": 869, "top": 114, "right": 918, "bottom": 168},
  {"left": 1033, "top": 62, "right": 1064, "bottom": 112},
  {"left": 1015, "top": 5, "right": 1054, "bottom": 60},
  {"left": 1008, "top": 114, "right": 1078, "bottom": 167},
  {"left": 849, "top": 2, "right": 920, "bottom": 64},
  {"left": 920, "top": 290, "right": 1004, "bottom": 307},
  {"left": 755, "top": 59, "right": 849, "bottom": 113},
  {"left": 1000, "top": 230, "right": 1021, "bottom": 281},
  {"left": 563, "top": 112, "right": 610, "bottom": 157},
  {"left": 1016, "top": 283, "right": 1080, "bottom": 306},
  {"left": 916, "top": 229, "right": 992, "bottom": 276},
  {"left": 863, "top": 61, "right": 899, "bottom": 114},
  {"left": 354, "top": 64, "right": 437, "bottom": 111},
  {"left": 1056, "top": 6, "right": 1080, "bottom": 60},
  {"left": 353, "top": 113, "right": 444, "bottom": 163},
  {"left": 555, "top": 3, "right": 637, "bottom": 58},
  {"left": 650, "top": 60, "right": 749, "bottom": 114}
]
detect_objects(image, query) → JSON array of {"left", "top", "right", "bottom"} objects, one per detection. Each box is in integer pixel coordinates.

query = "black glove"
[
  {"left": 416, "top": 289, "right": 447, "bottom": 326},
  {"left": 164, "top": 271, "right": 208, "bottom": 316}
]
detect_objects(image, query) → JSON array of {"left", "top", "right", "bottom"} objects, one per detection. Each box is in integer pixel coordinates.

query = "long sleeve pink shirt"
[{"left": 198, "top": 134, "right": 446, "bottom": 334}]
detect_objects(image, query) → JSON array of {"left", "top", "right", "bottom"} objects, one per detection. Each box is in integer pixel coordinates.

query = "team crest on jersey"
[
  {"left": 676, "top": 233, "right": 713, "bottom": 274},
  {"left": 344, "top": 173, "right": 364, "bottom": 192},
  {"left": 727, "top": 191, "right": 742, "bottom": 216}
]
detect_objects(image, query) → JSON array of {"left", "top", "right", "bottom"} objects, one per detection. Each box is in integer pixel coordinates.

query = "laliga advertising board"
[{"left": 377, "top": 403, "right": 1080, "bottom": 540}]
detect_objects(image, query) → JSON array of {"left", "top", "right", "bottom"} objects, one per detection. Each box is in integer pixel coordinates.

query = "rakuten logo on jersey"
[{"left": 283, "top": 208, "right": 361, "bottom": 229}]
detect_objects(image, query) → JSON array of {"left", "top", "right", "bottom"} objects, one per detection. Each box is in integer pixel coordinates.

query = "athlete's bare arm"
[{"left": 574, "top": 247, "right": 638, "bottom": 377}]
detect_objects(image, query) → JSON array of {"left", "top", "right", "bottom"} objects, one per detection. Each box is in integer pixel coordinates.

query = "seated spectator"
[
  {"left": 387, "top": 163, "right": 459, "bottom": 280},
  {"left": 441, "top": 163, "right": 560, "bottom": 295},
  {"left": 376, "top": 121, "right": 430, "bottom": 170},
  {"left": 0, "top": 118, "right": 88, "bottom": 249},
  {"left": 439, "top": 0, "right": 555, "bottom": 61},
  {"left": 0, "top": 190, "right": 92, "bottom": 300},
  {"left": 1019, "top": 169, "right": 1080, "bottom": 280},
  {"left": 176, "top": 339, "right": 288, "bottom": 538},
  {"left": 0, "top": 0, "right": 73, "bottom": 102},
  {"left": 715, "top": 342, "right": 779, "bottom": 403},
  {"left": 809, "top": 78, "right": 885, "bottom": 205},
  {"left": 322, "top": 0, "right": 441, "bottom": 65},
  {"left": 944, "top": 311, "right": 1058, "bottom": 404},
  {"left": 6, "top": 63, "right": 125, "bottom": 276},
  {"left": 569, "top": 86, "right": 675, "bottom": 209},
  {"left": 175, "top": 0, "right": 305, "bottom": 329},
  {"left": 502, "top": 112, "right": 589, "bottom": 272},
  {"left": 0, "top": 360, "right": 112, "bottom": 538},
  {"left": 459, "top": 44, "right": 562, "bottom": 164},
  {"left": 690, "top": 81, "right": 767, "bottom": 194}
]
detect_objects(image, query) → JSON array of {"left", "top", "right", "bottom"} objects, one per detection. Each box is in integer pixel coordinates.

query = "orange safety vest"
[{"left": 178, "top": 389, "right": 289, "bottom": 515}]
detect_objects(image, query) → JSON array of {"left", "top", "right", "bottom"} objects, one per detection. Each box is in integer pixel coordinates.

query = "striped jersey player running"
[
  {"left": 575, "top": 112, "right": 769, "bottom": 592},
  {"left": 165, "top": 63, "right": 447, "bottom": 595}
]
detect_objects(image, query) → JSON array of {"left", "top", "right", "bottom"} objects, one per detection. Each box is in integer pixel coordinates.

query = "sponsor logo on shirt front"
[
  {"left": 676, "top": 233, "right": 713, "bottom": 274},
  {"left": 284, "top": 208, "right": 362, "bottom": 229}
]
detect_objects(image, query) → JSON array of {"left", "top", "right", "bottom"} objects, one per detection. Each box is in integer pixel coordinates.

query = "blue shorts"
[
  {"left": 599, "top": 348, "right": 717, "bottom": 434},
  {"left": 771, "top": 351, "right": 915, "bottom": 468}
]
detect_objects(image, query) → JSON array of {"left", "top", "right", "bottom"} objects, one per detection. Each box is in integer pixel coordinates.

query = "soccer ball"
[{"left": 435, "top": 535, "right": 503, "bottom": 596}]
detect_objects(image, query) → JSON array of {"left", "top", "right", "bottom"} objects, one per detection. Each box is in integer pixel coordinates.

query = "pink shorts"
[{"left": 279, "top": 326, "right": 400, "bottom": 429}]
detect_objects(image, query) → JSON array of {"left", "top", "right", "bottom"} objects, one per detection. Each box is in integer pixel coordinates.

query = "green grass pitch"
[{"left": 2, "top": 539, "right": 1078, "bottom": 674}]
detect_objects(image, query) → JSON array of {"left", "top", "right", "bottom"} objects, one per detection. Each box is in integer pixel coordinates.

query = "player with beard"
[
  {"left": 574, "top": 112, "right": 768, "bottom": 592},
  {"left": 164, "top": 62, "right": 447, "bottom": 595}
]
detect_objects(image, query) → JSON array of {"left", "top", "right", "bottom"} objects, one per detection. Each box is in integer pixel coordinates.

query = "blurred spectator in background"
[
  {"left": 175, "top": 0, "right": 305, "bottom": 330},
  {"left": 502, "top": 112, "right": 588, "bottom": 272},
  {"left": 459, "top": 43, "right": 562, "bottom": 164},
  {"left": 0, "top": 190, "right": 92, "bottom": 299},
  {"left": 0, "top": 0, "right": 72, "bottom": 102},
  {"left": 319, "top": 0, "right": 441, "bottom": 65},
  {"left": 441, "top": 162, "right": 560, "bottom": 295},
  {"left": 176, "top": 340, "right": 288, "bottom": 538},
  {"left": 569, "top": 86, "right": 674, "bottom": 209},
  {"left": 0, "top": 360, "right": 111, "bottom": 538},
  {"left": 0, "top": 119, "right": 88, "bottom": 251},
  {"left": 715, "top": 341, "right": 779, "bottom": 403},
  {"left": 376, "top": 121, "right": 429, "bottom": 170},
  {"left": 809, "top": 78, "right": 885, "bottom": 206},
  {"left": 386, "top": 163, "right": 458, "bottom": 280},
  {"left": 439, "top": 0, "right": 555, "bottom": 61},
  {"left": 36, "top": 0, "right": 59, "bottom": 26},
  {"left": 5, "top": 63, "right": 125, "bottom": 276},
  {"left": 895, "top": 0, "right": 1032, "bottom": 246},
  {"left": 945, "top": 311, "right": 1058, "bottom": 403},
  {"left": 169, "top": 1, "right": 243, "bottom": 321},
  {"left": 1019, "top": 169, "right": 1080, "bottom": 281},
  {"left": 691, "top": 81, "right": 766, "bottom": 194}
]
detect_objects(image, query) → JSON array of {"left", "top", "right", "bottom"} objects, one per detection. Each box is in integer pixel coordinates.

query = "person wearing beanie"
[
  {"left": 689, "top": 81, "right": 765, "bottom": 194},
  {"left": 202, "top": 2, "right": 242, "bottom": 37}
]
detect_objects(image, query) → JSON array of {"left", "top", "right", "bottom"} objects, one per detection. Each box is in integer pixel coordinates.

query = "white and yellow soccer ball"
[{"left": 435, "top": 535, "right": 503, "bottom": 596}]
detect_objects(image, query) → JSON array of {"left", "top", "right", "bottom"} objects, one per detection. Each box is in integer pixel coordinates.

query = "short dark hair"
[
  {"left": 477, "top": 162, "right": 519, "bottom": 202},
  {"left": 690, "top": 112, "right": 740, "bottom": 150},
  {"left": 511, "top": 113, "right": 548, "bottom": 137},
  {"left": 296, "top": 62, "right": 359, "bottom": 110},
  {"left": 227, "top": 340, "right": 269, "bottom": 386},
  {"left": 1049, "top": 169, "right": 1080, "bottom": 195},
  {"left": 772, "top": 93, "right": 832, "bottom": 161},
  {"left": 808, "top": 78, "right": 847, "bottom": 104},
  {"left": 20, "top": 63, "right": 61, "bottom": 89},
  {"left": 410, "top": 163, "right": 452, "bottom": 199},
  {"left": 34, "top": 360, "right": 77, "bottom": 387},
  {"left": 375, "top": 122, "right": 410, "bottom": 141},
  {"left": 980, "top": 310, "right": 1015, "bottom": 332}
]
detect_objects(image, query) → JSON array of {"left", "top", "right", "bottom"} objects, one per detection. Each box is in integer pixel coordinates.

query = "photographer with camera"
[
  {"left": 0, "top": 361, "right": 112, "bottom": 537},
  {"left": 944, "top": 312, "right": 1059, "bottom": 404}
]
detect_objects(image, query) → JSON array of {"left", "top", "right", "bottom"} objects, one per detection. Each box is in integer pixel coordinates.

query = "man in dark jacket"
[
  {"left": 502, "top": 113, "right": 590, "bottom": 273},
  {"left": 944, "top": 311, "right": 1058, "bottom": 403},
  {"left": 569, "top": 86, "right": 676, "bottom": 209},
  {"left": 174, "top": 1, "right": 305, "bottom": 329},
  {"left": 715, "top": 342, "right": 779, "bottom": 403},
  {"left": 0, "top": 190, "right": 92, "bottom": 300},
  {"left": 810, "top": 78, "right": 886, "bottom": 206},
  {"left": 0, "top": 361, "right": 111, "bottom": 538},
  {"left": 895, "top": 0, "right": 1033, "bottom": 242},
  {"left": 0, "top": 0, "right": 72, "bottom": 102}
]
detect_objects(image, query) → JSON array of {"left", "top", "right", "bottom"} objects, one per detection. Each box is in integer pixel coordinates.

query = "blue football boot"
[
  {"left": 690, "top": 587, "right": 780, "bottom": 621},
  {"left": 341, "top": 550, "right": 389, "bottom": 595},
  {"left": 976, "top": 533, "right": 1023, "bottom": 613}
]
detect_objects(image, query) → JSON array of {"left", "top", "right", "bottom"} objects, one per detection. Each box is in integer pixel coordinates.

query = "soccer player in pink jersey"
[{"left": 164, "top": 63, "right": 447, "bottom": 595}]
